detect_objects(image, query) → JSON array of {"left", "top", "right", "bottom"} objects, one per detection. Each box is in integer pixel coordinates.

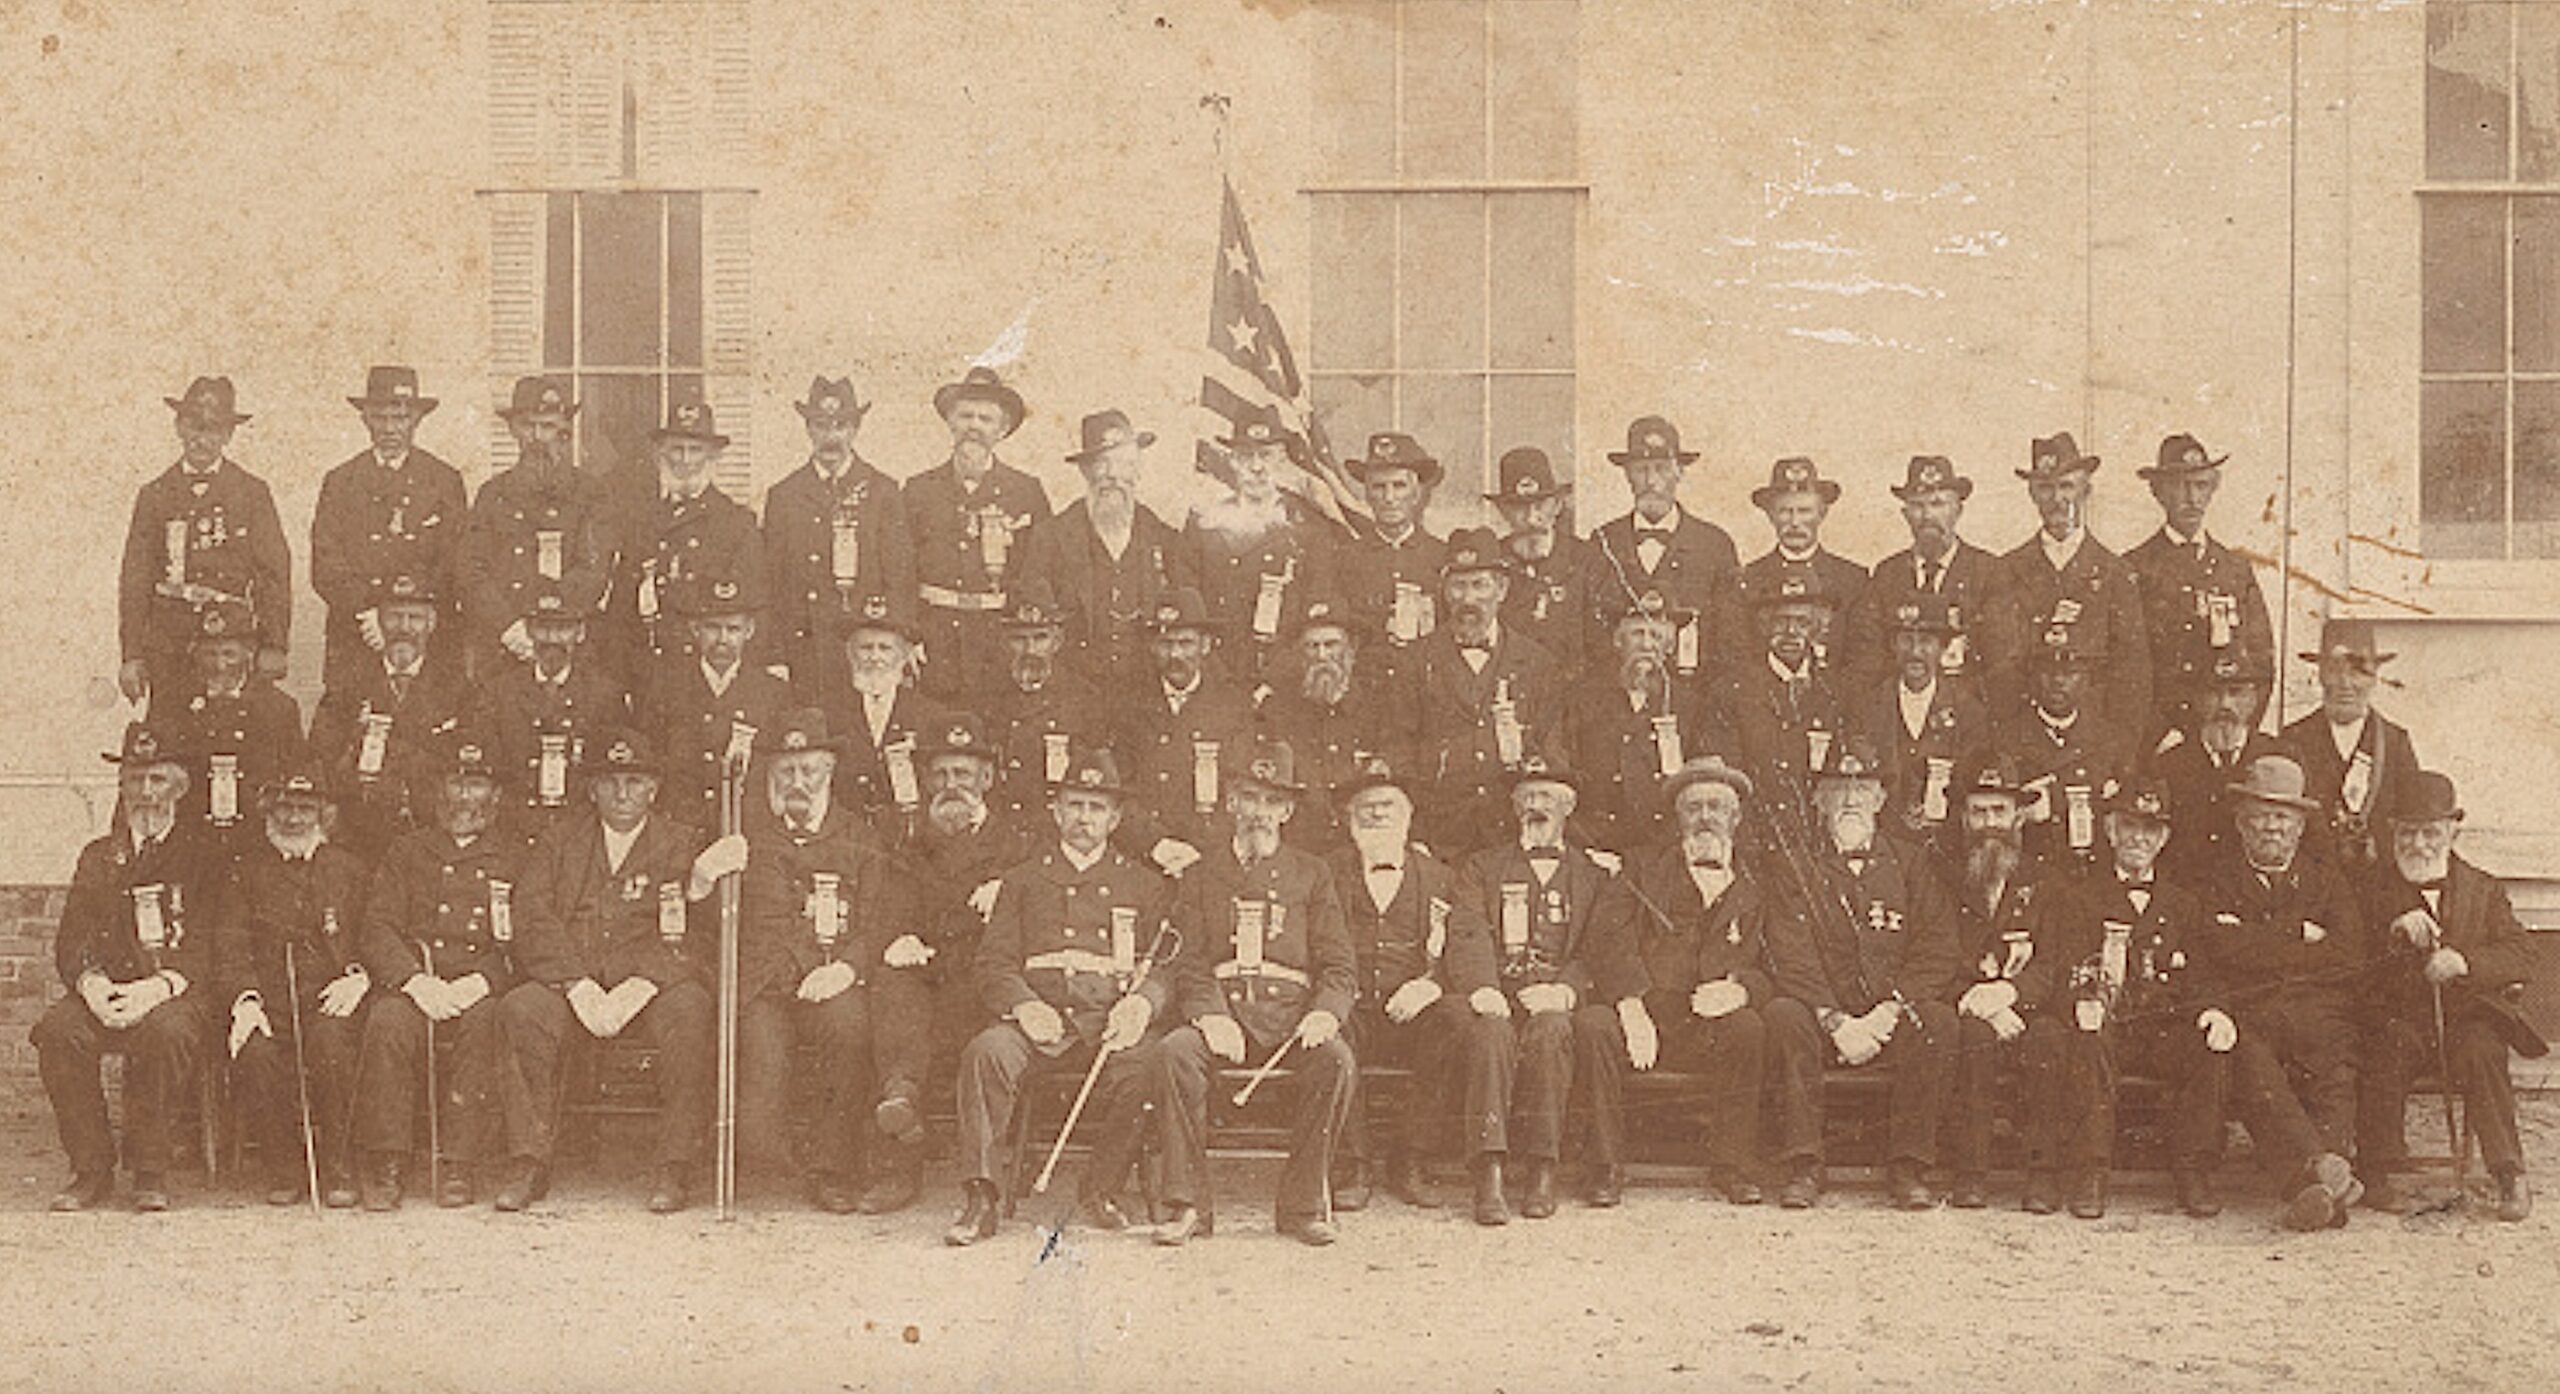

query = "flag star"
[
  {"left": 1223, "top": 240, "right": 1257, "bottom": 283},
  {"left": 1227, "top": 316, "right": 1262, "bottom": 356}
]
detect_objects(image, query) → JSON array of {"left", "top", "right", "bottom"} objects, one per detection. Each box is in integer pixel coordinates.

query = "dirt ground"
[{"left": 0, "top": 1101, "right": 2554, "bottom": 1394}]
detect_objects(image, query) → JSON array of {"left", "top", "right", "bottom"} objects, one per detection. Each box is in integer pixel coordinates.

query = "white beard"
[{"left": 1349, "top": 823, "right": 1407, "bottom": 865}]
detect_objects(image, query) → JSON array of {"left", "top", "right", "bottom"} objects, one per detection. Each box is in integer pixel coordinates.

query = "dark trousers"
[
  {"left": 32, "top": 992, "right": 213, "bottom": 1179},
  {"left": 1157, "top": 1024, "right": 1353, "bottom": 1225},
  {"left": 232, "top": 1004, "right": 366, "bottom": 1184},
  {"left": 1947, "top": 1014, "right": 2026, "bottom": 1178},
  {"left": 737, "top": 980, "right": 921, "bottom": 1182},
  {"left": 1473, "top": 1007, "right": 1579, "bottom": 1161},
  {"left": 495, "top": 980, "right": 715, "bottom": 1168},
  {"left": 352, "top": 993, "right": 505, "bottom": 1164},
  {"left": 2229, "top": 993, "right": 2357, "bottom": 1175},
  {"left": 953, "top": 1022, "right": 1157, "bottom": 1193},
  {"left": 1765, "top": 996, "right": 1956, "bottom": 1167},
  {"left": 2358, "top": 1006, "right": 2525, "bottom": 1175},
  {"left": 2026, "top": 1010, "right": 2229, "bottom": 1173},
  {"left": 1577, "top": 1000, "right": 1766, "bottom": 1172},
  {"left": 1342, "top": 997, "right": 1478, "bottom": 1163}
]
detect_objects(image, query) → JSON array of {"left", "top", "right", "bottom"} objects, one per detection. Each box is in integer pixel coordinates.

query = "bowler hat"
[
  {"left": 1440, "top": 527, "right": 1513, "bottom": 579},
  {"left": 1663, "top": 755, "right": 1754, "bottom": 809},
  {"left": 755, "top": 707, "right": 849, "bottom": 760},
  {"left": 498, "top": 375, "right": 578, "bottom": 421},
  {"left": 2226, "top": 754, "right": 2323, "bottom": 812},
  {"left": 347, "top": 365, "right": 438, "bottom": 415},
  {"left": 1332, "top": 752, "right": 1407, "bottom": 806},
  {"left": 2387, "top": 769, "right": 2465, "bottom": 825}
]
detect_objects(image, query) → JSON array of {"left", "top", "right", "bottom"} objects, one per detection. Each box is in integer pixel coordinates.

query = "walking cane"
[
  {"left": 419, "top": 940, "right": 442, "bottom": 1201},
  {"left": 714, "top": 730, "right": 751, "bottom": 1222},
  {"left": 1031, "top": 923, "right": 1178, "bottom": 1196},
  {"left": 2431, "top": 976, "right": 2469, "bottom": 1197},
  {"left": 282, "top": 942, "right": 324, "bottom": 1216},
  {"left": 1230, "top": 1035, "right": 1297, "bottom": 1107}
]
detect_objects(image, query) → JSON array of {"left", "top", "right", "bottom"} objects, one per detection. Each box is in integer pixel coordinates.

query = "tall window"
[
  {"left": 2421, "top": 1, "right": 2560, "bottom": 560},
  {"left": 1307, "top": 1, "right": 1580, "bottom": 517},
  {"left": 486, "top": 0, "right": 753, "bottom": 493}
]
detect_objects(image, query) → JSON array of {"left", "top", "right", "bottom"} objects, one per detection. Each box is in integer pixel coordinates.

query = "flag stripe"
[{"left": 1203, "top": 175, "right": 1369, "bottom": 536}]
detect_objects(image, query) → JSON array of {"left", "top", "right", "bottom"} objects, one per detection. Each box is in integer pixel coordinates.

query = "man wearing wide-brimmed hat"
[
  {"left": 1714, "top": 456, "right": 1868, "bottom": 670},
  {"left": 599, "top": 394, "right": 764, "bottom": 689},
  {"left": 803, "top": 590, "right": 950, "bottom": 826},
  {"left": 1486, "top": 445, "right": 1593, "bottom": 671},
  {"left": 2354, "top": 769, "right": 2540, "bottom": 1222},
  {"left": 2189, "top": 753, "right": 2370, "bottom": 1231},
  {"left": 1258, "top": 598, "right": 1419, "bottom": 853},
  {"left": 2278, "top": 615, "right": 2421, "bottom": 867},
  {"left": 1839, "top": 454, "right": 2005, "bottom": 694},
  {"left": 1711, "top": 571, "right": 1848, "bottom": 825},
  {"left": 2155, "top": 648, "right": 2282, "bottom": 884},
  {"left": 1551, "top": 588, "right": 1733, "bottom": 854},
  {"left": 1985, "top": 431, "right": 2151, "bottom": 736},
  {"left": 163, "top": 595, "right": 307, "bottom": 856},
  {"left": 1017, "top": 408, "right": 1186, "bottom": 685},
  {"left": 1102, "top": 587, "right": 1259, "bottom": 875},
  {"left": 313, "top": 366, "right": 468, "bottom": 691},
  {"left": 461, "top": 374, "right": 612, "bottom": 681},
  {"left": 1408, "top": 529, "right": 1565, "bottom": 856},
  {"left": 979, "top": 598, "right": 1107, "bottom": 826},
  {"left": 1937, "top": 751, "right": 2065, "bottom": 1211},
  {"left": 119, "top": 375, "right": 292, "bottom": 713},
  {"left": 1179, "top": 401, "right": 1342, "bottom": 670},
  {"left": 1847, "top": 593, "right": 1989, "bottom": 838},
  {"left": 1333, "top": 430, "right": 1451, "bottom": 662},
  {"left": 476, "top": 581, "right": 630, "bottom": 834},
  {"left": 308, "top": 573, "right": 472, "bottom": 861},
  {"left": 762, "top": 375, "right": 916, "bottom": 689},
  {"left": 2126, "top": 433, "right": 2274, "bottom": 741},
  {"left": 903, "top": 365, "right": 1051, "bottom": 702},
  {"left": 635, "top": 571, "right": 793, "bottom": 837},
  {"left": 1988, "top": 614, "right": 2133, "bottom": 869},
  {"left": 1584, "top": 415, "right": 1738, "bottom": 673}
]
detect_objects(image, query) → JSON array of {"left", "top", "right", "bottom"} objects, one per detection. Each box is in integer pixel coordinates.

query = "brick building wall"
[{"left": 0, "top": 886, "right": 65, "bottom": 1111}]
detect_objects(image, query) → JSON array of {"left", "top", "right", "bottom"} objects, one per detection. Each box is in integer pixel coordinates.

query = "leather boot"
[
  {"left": 1886, "top": 1162, "right": 1935, "bottom": 1211},
  {"left": 1777, "top": 1160, "right": 1822, "bottom": 1210},
  {"left": 491, "top": 1157, "right": 540, "bottom": 1213},
  {"left": 856, "top": 1144, "right": 922, "bottom": 1215},
  {"left": 1521, "top": 1159, "right": 1558, "bottom": 1219},
  {"left": 2021, "top": 1171, "right": 2059, "bottom": 1215},
  {"left": 48, "top": 1172, "right": 112, "bottom": 1213},
  {"left": 2496, "top": 1170, "right": 2534, "bottom": 1224},
  {"left": 362, "top": 1152, "right": 404, "bottom": 1212},
  {"left": 2172, "top": 1166, "right": 2222, "bottom": 1218},
  {"left": 2068, "top": 1170, "right": 2108, "bottom": 1220},
  {"left": 1333, "top": 1158, "right": 1372, "bottom": 1213},
  {"left": 1586, "top": 1163, "right": 1624, "bottom": 1209},
  {"left": 1706, "top": 1166, "right": 1763, "bottom": 1206},
  {"left": 1387, "top": 1151, "right": 1441, "bottom": 1209},
  {"left": 1472, "top": 1156, "right": 1510, "bottom": 1226},
  {"left": 1948, "top": 1173, "right": 1989, "bottom": 1210},
  {"left": 646, "top": 1162, "right": 692, "bottom": 1214},
  {"left": 944, "top": 1179, "right": 1000, "bottom": 1247}
]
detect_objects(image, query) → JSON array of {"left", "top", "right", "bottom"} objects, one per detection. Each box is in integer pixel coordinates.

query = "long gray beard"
[
  {"left": 929, "top": 791, "right": 983, "bottom": 835},
  {"left": 1301, "top": 660, "right": 1352, "bottom": 706},
  {"left": 1349, "top": 824, "right": 1407, "bottom": 865},
  {"left": 267, "top": 825, "right": 326, "bottom": 860},
  {"left": 1966, "top": 838, "right": 2019, "bottom": 906}
]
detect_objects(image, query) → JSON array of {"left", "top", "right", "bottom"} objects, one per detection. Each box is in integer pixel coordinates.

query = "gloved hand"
[
  {"left": 2197, "top": 1008, "right": 2238, "bottom": 1053},
  {"left": 2393, "top": 909, "right": 2441, "bottom": 949},
  {"left": 357, "top": 606, "right": 385, "bottom": 652},
  {"left": 1585, "top": 848, "right": 1624, "bottom": 875},
  {"left": 403, "top": 973, "right": 453, "bottom": 1022},
  {"left": 1831, "top": 1016, "right": 1883, "bottom": 1066},
  {"left": 120, "top": 973, "right": 178, "bottom": 1023},
  {"left": 1619, "top": 998, "right": 1659, "bottom": 1071},
  {"left": 1101, "top": 993, "right": 1153, "bottom": 1051},
  {"left": 2424, "top": 947, "right": 2469, "bottom": 984},
  {"left": 797, "top": 960, "right": 858, "bottom": 1003},
  {"left": 1197, "top": 1013, "right": 1246, "bottom": 1063},
  {"left": 317, "top": 967, "right": 369, "bottom": 1018},
  {"left": 77, "top": 970, "right": 118, "bottom": 1024},
  {"left": 1959, "top": 980, "right": 2020, "bottom": 1021},
  {"left": 689, "top": 834, "right": 750, "bottom": 898},
  {"left": 228, "top": 994, "right": 273, "bottom": 1059},
  {"left": 1383, "top": 976, "right": 1443, "bottom": 1024},
  {"left": 1295, "top": 1009, "right": 1341, "bottom": 1049},
  {"left": 117, "top": 659, "right": 150, "bottom": 706},
  {"left": 446, "top": 973, "right": 490, "bottom": 1013},
  {"left": 883, "top": 934, "right": 935, "bottom": 970},
  {"left": 1987, "top": 1006, "right": 2027, "bottom": 1043},
  {"left": 1149, "top": 839, "right": 1203, "bottom": 878},
  {"left": 967, "top": 880, "right": 1003, "bottom": 922},
  {"left": 1014, "top": 998, "right": 1066, "bottom": 1047},
  {"left": 500, "top": 618, "right": 536, "bottom": 662},
  {"left": 1691, "top": 979, "right": 1749, "bottom": 1021},
  {"left": 565, "top": 978, "right": 614, "bottom": 1036},
  {"left": 1469, "top": 986, "right": 1513, "bottom": 1019},
  {"left": 1859, "top": 1001, "right": 1901, "bottom": 1042},
  {"left": 1517, "top": 982, "right": 1576, "bottom": 1015},
  {"left": 606, "top": 978, "right": 658, "bottom": 1033}
]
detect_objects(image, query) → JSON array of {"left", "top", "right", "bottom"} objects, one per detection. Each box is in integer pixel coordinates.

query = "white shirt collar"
[
  {"left": 375, "top": 450, "right": 409, "bottom": 472},
  {"left": 1061, "top": 841, "right": 1106, "bottom": 873},
  {"left": 602, "top": 817, "right": 647, "bottom": 872},
  {"left": 2329, "top": 712, "right": 2369, "bottom": 760},
  {"left": 1767, "top": 652, "right": 1810, "bottom": 683},
  {"left": 1898, "top": 679, "right": 1936, "bottom": 736},
  {"left": 2163, "top": 523, "right": 2207, "bottom": 551},
  {"left": 701, "top": 658, "right": 738, "bottom": 698},
  {"left": 2039, "top": 528, "right": 2086, "bottom": 571}
]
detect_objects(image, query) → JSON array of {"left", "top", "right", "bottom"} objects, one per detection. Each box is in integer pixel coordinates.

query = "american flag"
[{"left": 1199, "top": 176, "right": 1368, "bottom": 535}]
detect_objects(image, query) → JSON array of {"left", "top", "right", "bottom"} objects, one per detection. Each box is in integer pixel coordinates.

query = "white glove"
[
  {"left": 356, "top": 606, "right": 386, "bottom": 652},
  {"left": 606, "top": 977, "right": 658, "bottom": 1032},
  {"left": 448, "top": 972, "right": 490, "bottom": 1013},
  {"left": 1469, "top": 986, "right": 1513, "bottom": 1019},
  {"left": 882, "top": 933, "right": 936, "bottom": 970},
  {"left": 1831, "top": 1017, "right": 1883, "bottom": 1066},
  {"left": 76, "top": 971, "right": 118, "bottom": 1024},
  {"left": 2393, "top": 909, "right": 2441, "bottom": 949},
  {"left": 1859, "top": 1001, "right": 1901, "bottom": 1042},
  {"left": 1295, "top": 1008, "right": 1341, "bottom": 1049},
  {"left": 1197, "top": 1013, "right": 1246, "bottom": 1062},
  {"left": 228, "top": 995, "right": 273, "bottom": 1059},
  {"left": 565, "top": 978, "right": 615, "bottom": 1036},
  {"left": 689, "top": 834, "right": 749, "bottom": 898},
  {"left": 1102, "top": 993, "right": 1154, "bottom": 1051},
  {"left": 1987, "top": 1006, "right": 2027, "bottom": 1043},
  {"left": 1619, "top": 998, "right": 1659, "bottom": 1071},
  {"left": 966, "top": 880, "right": 1003, "bottom": 922},
  {"left": 2197, "top": 1008, "right": 2238, "bottom": 1053},
  {"left": 1517, "top": 982, "right": 1577, "bottom": 1015},
  {"left": 1958, "top": 980, "right": 2020, "bottom": 1021},
  {"left": 1149, "top": 838, "right": 1203, "bottom": 877},
  {"left": 317, "top": 967, "right": 369, "bottom": 1018},
  {"left": 797, "top": 960, "right": 858, "bottom": 1003},
  {"left": 1691, "top": 979, "right": 1749, "bottom": 1021},
  {"left": 1014, "top": 998, "right": 1066, "bottom": 1046},
  {"left": 1585, "top": 848, "right": 1624, "bottom": 875},
  {"left": 403, "top": 972, "right": 454, "bottom": 1022},
  {"left": 2424, "top": 947, "right": 2469, "bottom": 985},
  {"left": 1383, "top": 976, "right": 1443, "bottom": 1024},
  {"left": 500, "top": 618, "right": 536, "bottom": 662}
]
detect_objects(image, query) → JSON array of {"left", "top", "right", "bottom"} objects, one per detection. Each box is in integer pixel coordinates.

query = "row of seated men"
[{"left": 37, "top": 688, "right": 2538, "bottom": 1245}]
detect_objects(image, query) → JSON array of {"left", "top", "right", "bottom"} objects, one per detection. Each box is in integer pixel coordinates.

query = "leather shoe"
[
  {"left": 1079, "top": 1192, "right": 1131, "bottom": 1232},
  {"left": 2357, "top": 1171, "right": 2408, "bottom": 1215},
  {"left": 2022, "top": 1172, "right": 2059, "bottom": 1215},
  {"left": 813, "top": 1176, "right": 861, "bottom": 1214},
  {"left": 1707, "top": 1166, "right": 1762, "bottom": 1206},
  {"left": 646, "top": 1164, "right": 691, "bottom": 1214},
  {"left": 131, "top": 1175, "right": 171, "bottom": 1213},
  {"left": 2068, "top": 1170, "right": 2108, "bottom": 1220},
  {"left": 1777, "top": 1161, "right": 1822, "bottom": 1210},
  {"left": 1886, "top": 1163, "right": 1934, "bottom": 1211},
  {"left": 1153, "top": 1204, "right": 1206, "bottom": 1248},
  {"left": 856, "top": 1161, "right": 921, "bottom": 1216},
  {"left": 2281, "top": 1178, "right": 2336, "bottom": 1232},
  {"left": 2314, "top": 1152, "right": 2364, "bottom": 1213},
  {"left": 1949, "top": 1173, "right": 1989, "bottom": 1210},
  {"left": 1279, "top": 1214, "right": 1340, "bottom": 1247},
  {"left": 323, "top": 1171, "right": 360, "bottom": 1209},
  {"left": 945, "top": 1180, "right": 1000, "bottom": 1247},
  {"left": 1586, "top": 1163, "right": 1624, "bottom": 1209},
  {"left": 1387, "top": 1153, "right": 1441, "bottom": 1209},
  {"left": 1520, "top": 1159, "right": 1558, "bottom": 1220},
  {"left": 438, "top": 1166, "right": 474, "bottom": 1209},
  {"left": 1472, "top": 1157, "right": 1510, "bottom": 1226},
  {"left": 874, "top": 1087, "right": 926, "bottom": 1147},
  {"left": 2172, "top": 1167, "right": 2222, "bottom": 1218},
  {"left": 265, "top": 1176, "right": 305, "bottom": 1207},
  {"left": 2496, "top": 1171, "right": 2534, "bottom": 1224},
  {"left": 1332, "top": 1160, "right": 1372, "bottom": 1213},
  {"left": 49, "top": 1172, "right": 111, "bottom": 1213},
  {"left": 492, "top": 1158, "right": 541, "bottom": 1213},
  {"left": 362, "top": 1153, "right": 404, "bottom": 1212}
]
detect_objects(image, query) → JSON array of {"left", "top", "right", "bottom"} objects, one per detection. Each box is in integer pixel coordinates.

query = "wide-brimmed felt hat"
[
  {"left": 1663, "top": 755, "right": 1754, "bottom": 809},
  {"left": 499, "top": 375, "right": 578, "bottom": 421},
  {"left": 347, "top": 365, "right": 438, "bottom": 415},
  {"left": 2387, "top": 769, "right": 2465, "bottom": 825},
  {"left": 794, "top": 375, "right": 870, "bottom": 425},
  {"left": 1607, "top": 415, "right": 1698, "bottom": 467},
  {"left": 167, "top": 375, "right": 250, "bottom": 426},
  {"left": 2298, "top": 616, "right": 2396, "bottom": 669},
  {"left": 755, "top": 707, "right": 848, "bottom": 760},
  {"left": 1332, "top": 752, "right": 1408, "bottom": 805},
  {"left": 919, "top": 711, "right": 999, "bottom": 767},
  {"left": 1141, "top": 587, "right": 1221, "bottom": 636},
  {"left": 1890, "top": 454, "right": 1973, "bottom": 501},
  {"left": 2227, "top": 754, "right": 2322, "bottom": 812},
  {"left": 2141, "top": 432, "right": 2228, "bottom": 481},
  {"left": 1055, "top": 746, "right": 1126, "bottom": 798},
  {"left": 1609, "top": 587, "right": 1698, "bottom": 630},
  {"left": 2019, "top": 432, "right": 2100, "bottom": 482},
  {"left": 1887, "top": 594, "right": 1959, "bottom": 637},
  {"left": 579, "top": 727, "right": 662, "bottom": 780},
  {"left": 933, "top": 366, "right": 1027, "bottom": 438},
  {"left": 653, "top": 397, "right": 730, "bottom": 448},
  {"left": 1441, "top": 527, "right": 1512, "bottom": 579},
  {"left": 104, "top": 721, "right": 183, "bottom": 769},
  {"left": 1486, "top": 446, "right": 1570, "bottom": 504},
  {"left": 1750, "top": 456, "right": 1842, "bottom": 509},
  {"left": 1214, "top": 403, "right": 1308, "bottom": 463},
  {"left": 1344, "top": 431, "right": 1442, "bottom": 488},
  {"left": 837, "top": 589, "right": 924, "bottom": 644},
  {"left": 1064, "top": 408, "right": 1155, "bottom": 466},
  {"left": 2103, "top": 775, "right": 2173, "bottom": 824},
  {"left": 1232, "top": 737, "right": 1307, "bottom": 796}
]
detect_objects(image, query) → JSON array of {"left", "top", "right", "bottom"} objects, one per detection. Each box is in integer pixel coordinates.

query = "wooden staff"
[
  {"left": 714, "top": 735, "right": 750, "bottom": 1222},
  {"left": 418, "top": 941, "right": 442, "bottom": 1201},
  {"left": 282, "top": 941, "right": 323, "bottom": 1215},
  {"left": 1230, "top": 1034, "right": 1296, "bottom": 1107}
]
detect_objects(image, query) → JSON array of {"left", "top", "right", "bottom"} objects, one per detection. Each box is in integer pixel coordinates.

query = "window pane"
[
  {"left": 1488, "top": 0, "right": 1577, "bottom": 180},
  {"left": 1312, "top": 0, "right": 1397, "bottom": 181},
  {"left": 1489, "top": 372, "right": 1576, "bottom": 528},
  {"left": 2421, "top": 379, "right": 2507, "bottom": 558},
  {"left": 1490, "top": 192, "right": 1576, "bottom": 370},
  {"left": 579, "top": 372, "right": 662, "bottom": 484},
  {"left": 1312, "top": 373, "right": 1394, "bottom": 475},
  {"left": 582, "top": 193, "right": 664, "bottom": 369},
  {"left": 2517, "top": 196, "right": 2560, "bottom": 370},
  {"left": 2428, "top": 1, "right": 2513, "bottom": 181},
  {"left": 1399, "top": 193, "right": 1487, "bottom": 372},
  {"left": 1402, "top": 373, "right": 1488, "bottom": 507},
  {"left": 1402, "top": 0, "right": 1488, "bottom": 181},
  {"left": 2523, "top": 2, "right": 2560, "bottom": 179},
  {"left": 667, "top": 192, "right": 703, "bottom": 369},
  {"left": 544, "top": 192, "right": 577, "bottom": 368},
  {"left": 2422, "top": 196, "right": 2506, "bottom": 373},
  {"left": 1311, "top": 194, "right": 1395, "bottom": 371},
  {"left": 2517, "top": 380, "right": 2560, "bottom": 556}
]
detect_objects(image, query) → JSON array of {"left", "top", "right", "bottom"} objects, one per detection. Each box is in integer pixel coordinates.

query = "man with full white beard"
[
  {"left": 896, "top": 712, "right": 1040, "bottom": 1073},
  {"left": 1178, "top": 403, "right": 1339, "bottom": 678},
  {"left": 1259, "top": 599, "right": 1417, "bottom": 853},
  {"left": 1016, "top": 409, "right": 1186, "bottom": 686},
  {"left": 803, "top": 592, "right": 949, "bottom": 831},
  {"left": 2354, "top": 770, "right": 2540, "bottom": 1222}
]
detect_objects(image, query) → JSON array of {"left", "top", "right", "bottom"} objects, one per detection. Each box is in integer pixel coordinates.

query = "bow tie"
[
  {"left": 787, "top": 820, "right": 817, "bottom": 839},
  {"left": 1524, "top": 846, "right": 1563, "bottom": 861},
  {"left": 2414, "top": 878, "right": 2446, "bottom": 892},
  {"left": 1688, "top": 858, "right": 1727, "bottom": 871},
  {"left": 2120, "top": 877, "right": 2152, "bottom": 890},
  {"left": 1634, "top": 523, "right": 1675, "bottom": 540},
  {"left": 1456, "top": 641, "right": 1491, "bottom": 656},
  {"left": 1368, "top": 862, "right": 1402, "bottom": 874}
]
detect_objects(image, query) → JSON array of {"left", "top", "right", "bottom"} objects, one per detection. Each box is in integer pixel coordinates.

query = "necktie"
[
  {"left": 1919, "top": 558, "right": 1943, "bottom": 592},
  {"left": 389, "top": 672, "right": 414, "bottom": 704}
]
